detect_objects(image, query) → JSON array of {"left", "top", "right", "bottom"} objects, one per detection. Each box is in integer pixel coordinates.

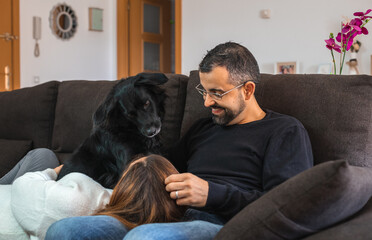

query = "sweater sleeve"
[
  {"left": 11, "top": 170, "right": 112, "bottom": 240},
  {"left": 262, "top": 125, "right": 314, "bottom": 191},
  {"left": 205, "top": 181, "right": 265, "bottom": 220},
  {"left": 204, "top": 125, "right": 313, "bottom": 220}
]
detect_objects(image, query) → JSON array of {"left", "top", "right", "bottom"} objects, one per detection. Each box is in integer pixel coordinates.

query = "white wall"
[
  {"left": 182, "top": 0, "right": 372, "bottom": 75},
  {"left": 19, "top": 0, "right": 371, "bottom": 88},
  {"left": 20, "top": 0, "right": 117, "bottom": 88}
]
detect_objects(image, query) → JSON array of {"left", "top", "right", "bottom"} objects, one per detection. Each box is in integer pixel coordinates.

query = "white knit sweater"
[{"left": 0, "top": 169, "right": 112, "bottom": 240}]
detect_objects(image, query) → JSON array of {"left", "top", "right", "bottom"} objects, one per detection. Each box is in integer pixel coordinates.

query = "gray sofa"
[{"left": 0, "top": 71, "right": 371, "bottom": 239}]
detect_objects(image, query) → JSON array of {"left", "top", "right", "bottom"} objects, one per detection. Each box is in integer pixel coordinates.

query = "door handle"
[
  {"left": 4, "top": 66, "right": 10, "bottom": 91},
  {"left": 0, "top": 32, "right": 18, "bottom": 42}
]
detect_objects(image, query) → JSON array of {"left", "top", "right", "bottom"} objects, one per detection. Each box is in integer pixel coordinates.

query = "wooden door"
[
  {"left": 129, "top": 0, "right": 171, "bottom": 75},
  {"left": 117, "top": 0, "right": 179, "bottom": 78},
  {"left": 0, "top": 0, "right": 20, "bottom": 91}
]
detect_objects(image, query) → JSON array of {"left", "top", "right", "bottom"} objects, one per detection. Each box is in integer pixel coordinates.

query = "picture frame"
[
  {"left": 317, "top": 63, "right": 332, "bottom": 74},
  {"left": 370, "top": 55, "right": 372, "bottom": 75},
  {"left": 89, "top": 8, "right": 103, "bottom": 31},
  {"left": 275, "top": 61, "right": 298, "bottom": 74}
]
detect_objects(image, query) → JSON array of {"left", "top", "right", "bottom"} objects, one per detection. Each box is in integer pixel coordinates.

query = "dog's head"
[{"left": 94, "top": 73, "right": 168, "bottom": 138}]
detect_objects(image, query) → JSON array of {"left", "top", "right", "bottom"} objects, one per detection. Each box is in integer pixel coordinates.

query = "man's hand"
[
  {"left": 54, "top": 165, "right": 64, "bottom": 175},
  {"left": 165, "top": 173, "right": 209, "bottom": 207}
]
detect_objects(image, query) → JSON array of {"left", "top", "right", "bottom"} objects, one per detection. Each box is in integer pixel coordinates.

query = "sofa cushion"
[
  {"left": 51, "top": 80, "right": 117, "bottom": 154},
  {"left": 160, "top": 74, "right": 189, "bottom": 149},
  {"left": 302, "top": 198, "right": 372, "bottom": 240},
  {"left": 0, "top": 81, "right": 59, "bottom": 148},
  {"left": 214, "top": 160, "right": 372, "bottom": 240},
  {"left": 256, "top": 74, "right": 372, "bottom": 167},
  {"left": 180, "top": 70, "right": 210, "bottom": 136},
  {"left": 0, "top": 139, "right": 33, "bottom": 177}
]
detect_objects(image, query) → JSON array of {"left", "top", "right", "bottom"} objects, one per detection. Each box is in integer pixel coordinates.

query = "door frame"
[
  {"left": 12, "top": 0, "right": 20, "bottom": 89},
  {"left": 117, "top": 0, "right": 181, "bottom": 78}
]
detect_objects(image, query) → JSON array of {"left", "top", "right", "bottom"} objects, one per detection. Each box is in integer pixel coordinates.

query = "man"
[{"left": 46, "top": 42, "right": 313, "bottom": 240}]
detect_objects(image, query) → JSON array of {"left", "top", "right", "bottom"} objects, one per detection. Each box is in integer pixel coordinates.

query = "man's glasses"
[{"left": 195, "top": 81, "right": 248, "bottom": 100}]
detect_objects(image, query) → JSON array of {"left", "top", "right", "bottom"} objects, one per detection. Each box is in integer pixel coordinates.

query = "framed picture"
[
  {"left": 89, "top": 8, "right": 103, "bottom": 31},
  {"left": 275, "top": 61, "right": 298, "bottom": 74},
  {"left": 317, "top": 63, "right": 332, "bottom": 74}
]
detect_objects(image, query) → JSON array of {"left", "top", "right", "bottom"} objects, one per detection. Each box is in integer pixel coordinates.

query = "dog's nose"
[{"left": 146, "top": 126, "right": 157, "bottom": 136}]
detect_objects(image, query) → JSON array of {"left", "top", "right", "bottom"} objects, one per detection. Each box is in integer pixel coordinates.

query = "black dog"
[{"left": 57, "top": 73, "right": 168, "bottom": 188}]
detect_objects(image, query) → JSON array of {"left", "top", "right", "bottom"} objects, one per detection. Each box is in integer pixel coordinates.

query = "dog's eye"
[
  {"left": 144, "top": 100, "right": 150, "bottom": 109},
  {"left": 127, "top": 112, "right": 135, "bottom": 118}
]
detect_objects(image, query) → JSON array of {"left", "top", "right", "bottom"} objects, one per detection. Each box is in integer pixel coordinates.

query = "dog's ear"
[
  {"left": 134, "top": 73, "right": 168, "bottom": 86},
  {"left": 93, "top": 91, "right": 117, "bottom": 127}
]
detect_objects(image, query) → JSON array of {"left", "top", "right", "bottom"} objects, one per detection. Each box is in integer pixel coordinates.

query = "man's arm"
[
  {"left": 219, "top": 125, "right": 313, "bottom": 219},
  {"left": 262, "top": 125, "right": 314, "bottom": 190},
  {"left": 164, "top": 173, "right": 266, "bottom": 220}
]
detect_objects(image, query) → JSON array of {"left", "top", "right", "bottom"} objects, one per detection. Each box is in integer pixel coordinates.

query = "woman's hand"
[{"left": 54, "top": 165, "right": 64, "bottom": 175}]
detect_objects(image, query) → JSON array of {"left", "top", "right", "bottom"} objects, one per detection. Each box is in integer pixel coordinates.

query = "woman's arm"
[{"left": 11, "top": 169, "right": 112, "bottom": 239}]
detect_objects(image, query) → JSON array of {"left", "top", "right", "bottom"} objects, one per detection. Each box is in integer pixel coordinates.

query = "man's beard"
[{"left": 211, "top": 96, "right": 246, "bottom": 126}]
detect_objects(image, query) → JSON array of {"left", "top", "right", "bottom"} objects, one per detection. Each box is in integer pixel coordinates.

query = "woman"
[
  {"left": 1, "top": 149, "right": 185, "bottom": 240},
  {"left": 46, "top": 154, "right": 187, "bottom": 240}
]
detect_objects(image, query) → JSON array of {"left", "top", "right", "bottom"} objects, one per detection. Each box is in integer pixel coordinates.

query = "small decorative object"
[
  {"left": 50, "top": 3, "right": 78, "bottom": 40},
  {"left": 325, "top": 9, "right": 371, "bottom": 74},
  {"left": 275, "top": 61, "right": 298, "bottom": 74},
  {"left": 89, "top": 8, "right": 103, "bottom": 31},
  {"left": 346, "top": 40, "right": 361, "bottom": 75}
]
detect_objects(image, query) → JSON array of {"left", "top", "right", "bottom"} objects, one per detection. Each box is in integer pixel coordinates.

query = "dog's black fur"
[{"left": 57, "top": 73, "right": 168, "bottom": 188}]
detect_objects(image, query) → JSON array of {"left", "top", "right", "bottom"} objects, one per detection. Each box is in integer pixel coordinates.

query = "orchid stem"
[
  {"left": 340, "top": 50, "right": 346, "bottom": 74},
  {"left": 330, "top": 50, "right": 336, "bottom": 74}
]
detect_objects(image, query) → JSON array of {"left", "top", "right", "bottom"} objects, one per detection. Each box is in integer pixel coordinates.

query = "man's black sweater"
[{"left": 166, "top": 110, "right": 313, "bottom": 221}]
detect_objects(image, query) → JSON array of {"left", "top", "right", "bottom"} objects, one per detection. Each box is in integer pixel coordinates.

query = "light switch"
[{"left": 34, "top": 76, "right": 40, "bottom": 83}]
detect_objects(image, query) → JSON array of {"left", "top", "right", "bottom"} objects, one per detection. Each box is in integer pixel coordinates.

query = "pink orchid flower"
[
  {"left": 336, "top": 32, "right": 357, "bottom": 51},
  {"left": 354, "top": 9, "right": 372, "bottom": 20},
  {"left": 342, "top": 18, "right": 362, "bottom": 33},
  {"left": 325, "top": 38, "right": 341, "bottom": 53}
]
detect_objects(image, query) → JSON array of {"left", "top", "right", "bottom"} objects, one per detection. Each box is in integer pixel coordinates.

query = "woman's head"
[{"left": 96, "top": 154, "right": 186, "bottom": 229}]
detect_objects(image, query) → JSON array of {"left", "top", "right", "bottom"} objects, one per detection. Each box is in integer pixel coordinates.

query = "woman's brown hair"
[{"left": 95, "top": 154, "right": 186, "bottom": 229}]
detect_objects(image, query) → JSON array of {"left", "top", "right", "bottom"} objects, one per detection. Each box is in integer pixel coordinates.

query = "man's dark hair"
[{"left": 199, "top": 42, "right": 260, "bottom": 85}]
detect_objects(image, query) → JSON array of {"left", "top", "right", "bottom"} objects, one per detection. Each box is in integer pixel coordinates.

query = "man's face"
[{"left": 199, "top": 66, "right": 247, "bottom": 126}]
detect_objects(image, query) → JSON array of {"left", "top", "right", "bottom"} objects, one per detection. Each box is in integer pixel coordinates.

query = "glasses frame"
[{"left": 195, "top": 81, "right": 248, "bottom": 100}]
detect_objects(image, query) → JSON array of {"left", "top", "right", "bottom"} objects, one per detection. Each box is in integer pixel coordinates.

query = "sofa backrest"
[
  {"left": 180, "top": 71, "right": 372, "bottom": 167},
  {"left": 0, "top": 81, "right": 60, "bottom": 148}
]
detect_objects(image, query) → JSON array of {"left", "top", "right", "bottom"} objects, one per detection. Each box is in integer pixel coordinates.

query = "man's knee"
[
  {"left": 124, "top": 223, "right": 186, "bottom": 240},
  {"left": 124, "top": 221, "right": 222, "bottom": 240}
]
